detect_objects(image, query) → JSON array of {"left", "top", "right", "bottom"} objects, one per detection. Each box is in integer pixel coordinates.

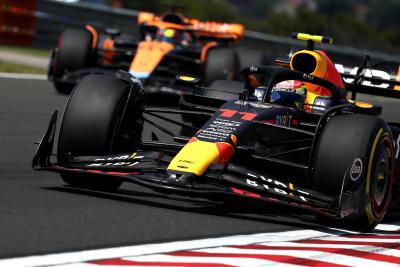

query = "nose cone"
[{"left": 163, "top": 171, "right": 196, "bottom": 187}]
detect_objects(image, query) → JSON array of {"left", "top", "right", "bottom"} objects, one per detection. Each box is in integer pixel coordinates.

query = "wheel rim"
[{"left": 371, "top": 136, "right": 393, "bottom": 217}]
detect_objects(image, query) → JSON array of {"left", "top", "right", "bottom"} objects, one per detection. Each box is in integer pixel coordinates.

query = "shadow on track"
[
  {"left": 43, "top": 184, "right": 400, "bottom": 237},
  {"left": 43, "top": 185, "right": 321, "bottom": 231}
]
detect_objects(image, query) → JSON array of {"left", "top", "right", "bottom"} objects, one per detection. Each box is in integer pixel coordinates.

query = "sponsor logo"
[
  {"left": 234, "top": 101, "right": 272, "bottom": 109},
  {"left": 178, "top": 160, "right": 194, "bottom": 164},
  {"left": 250, "top": 66, "right": 258, "bottom": 72},
  {"left": 396, "top": 134, "right": 400, "bottom": 159},
  {"left": 87, "top": 161, "right": 139, "bottom": 167},
  {"left": 276, "top": 114, "right": 293, "bottom": 126},
  {"left": 246, "top": 172, "right": 310, "bottom": 202},
  {"left": 349, "top": 158, "right": 363, "bottom": 181},
  {"left": 197, "top": 118, "right": 243, "bottom": 142},
  {"left": 302, "top": 73, "right": 314, "bottom": 81},
  {"left": 93, "top": 153, "right": 142, "bottom": 162},
  {"left": 335, "top": 64, "right": 392, "bottom": 89}
]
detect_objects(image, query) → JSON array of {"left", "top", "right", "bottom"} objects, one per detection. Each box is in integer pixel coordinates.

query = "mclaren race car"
[
  {"left": 48, "top": 5, "right": 263, "bottom": 97},
  {"left": 34, "top": 33, "right": 400, "bottom": 231}
]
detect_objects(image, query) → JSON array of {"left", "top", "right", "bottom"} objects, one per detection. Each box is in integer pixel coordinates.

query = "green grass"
[
  {"left": 0, "top": 45, "right": 51, "bottom": 58},
  {"left": 0, "top": 60, "right": 47, "bottom": 75}
]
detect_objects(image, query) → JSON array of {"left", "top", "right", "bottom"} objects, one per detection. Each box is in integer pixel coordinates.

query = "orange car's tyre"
[
  {"left": 313, "top": 114, "right": 394, "bottom": 231},
  {"left": 236, "top": 48, "right": 265, "bottom": 72},
  {"left": 204, "top": 48, "right": 238, "bottom": 85},
  {"left": 204, "top": 80, "right": 244, "bottom": 101},
  {"left": 57, "top": 74, "right": 142, "bottom": 191},
  {"left": 52, "top": 28, "right": 93, "bottom": 94}
]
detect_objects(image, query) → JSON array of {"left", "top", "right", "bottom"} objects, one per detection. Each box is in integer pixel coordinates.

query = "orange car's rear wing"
[{"left": 137, "top": 11, "right": 244, "bottom": 41}]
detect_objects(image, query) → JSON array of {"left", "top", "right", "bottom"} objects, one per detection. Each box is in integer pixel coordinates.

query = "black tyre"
[
  {"left": 236, "top": 48, "right": 265, "bottom": 71},
  {"left": 57, "top": 74, "right": 142, "bottom": 191},
  {"left": 204, "top": 48, "right": 238, "bottom": 85},
  {"left": 204, "top": 80, "right": 244, "bottom": 101},
  {"left": 313, "top": 114, "right": 394, "bottom": 231},
  {"left": 52, "top": 28, "right": 93, "bottom": 94}
]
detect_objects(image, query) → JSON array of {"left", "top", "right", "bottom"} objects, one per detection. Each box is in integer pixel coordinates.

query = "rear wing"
[
  {"left": 137, "top": 11, "right": 244, "bottom": 41},
  {"left": 335, "top": 55, "right": 400, "bottom": 99},
  {"left": 335, "top": 59, "right": 400, "bottom": 98},
  {"left": 275, "top": 56, "right": 400, "bottom": 98},
  {"left": 284, "top": 33, "right": 400, "bottom": 99},
  {"left": 188, "top": 19, "right": 244, "bottom": 40}
]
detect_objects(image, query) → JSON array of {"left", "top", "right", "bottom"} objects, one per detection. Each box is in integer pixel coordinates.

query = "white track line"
[
  {"left": 0, "top": 229, "right": 336, "bottom": 267},
  {"left": 0, "top": 72, "right": 47, "bottom": 80},
  {"left": 2, "top": 223, "right": 400, "bottom": 267}
]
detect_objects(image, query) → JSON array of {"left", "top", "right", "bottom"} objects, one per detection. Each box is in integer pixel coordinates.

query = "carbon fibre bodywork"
[{"left": 34, "top": 65, "right": 400, "bottom": 229}]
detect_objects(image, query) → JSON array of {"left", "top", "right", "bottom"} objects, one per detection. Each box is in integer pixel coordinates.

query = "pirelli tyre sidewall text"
[{"left": 313, "top": 113, "right": 394, "bottom": 231}]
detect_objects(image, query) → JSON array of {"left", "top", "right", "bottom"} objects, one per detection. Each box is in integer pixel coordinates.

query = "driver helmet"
[
  {"left": 163, "top": 28, "right": 176, "bottom": 38},
  {"left": 157, "top": 28, "right": 179, "bottom": 41},
  {"left": 270, "top": 80, "right": 307, "bottom": 109}
]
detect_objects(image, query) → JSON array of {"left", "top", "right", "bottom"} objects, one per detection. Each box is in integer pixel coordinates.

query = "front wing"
[{"left": 33, "top": 111, "right": 355, "bottom": 221}]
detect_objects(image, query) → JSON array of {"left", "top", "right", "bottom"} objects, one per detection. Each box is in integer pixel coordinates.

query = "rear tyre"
[
  {"left": 236, "top": 48, "right": 265, "bottom": 71},
  {"left": 52, "top": 28, "right": 93, "bottom": 94},
  {"left": 57, "top": 74, "right": 142, "bottom": 191},
  {"left": 313, "top": 114, "right": 394, "bottom": 231},
  {"left": 204, "top": 80, "right": 244, "bottom": 101},
  {"left": 204, "top": 48, "right": 238, "bottom": 85}
]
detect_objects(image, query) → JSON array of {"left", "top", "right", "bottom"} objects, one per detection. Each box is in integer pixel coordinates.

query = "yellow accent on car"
[
  {"left": 347, "top": 99, "right": 374, "bottom": 108},
  {"left": 179, "top": 76, "right": 196, "bottom": 82},
  {"left": 395, "top": 66, "right": 400, "bottom": 91},
  {"left": 167, "top": 140, "right": 220, "bottom": 176},
  {"left": 366, "top": 128, "right": 384, "bottom": 194},
  {"left": 295, "top": 33, "right": 333, "bottom": 44},
  {"left": 355, "top": 102, "right": 374, "bottom": 108},
  {"left": 290, "top": 50, "right": 327, "bottom": 78},
  {"left": 163, "top": 29, "right": 175, "bottom": 38},
  {"left": 365, "top": 128, "right": 383, "bottom": 224},
  {"left": 128, "top": 152, "right": 137, "bottom": 159}
]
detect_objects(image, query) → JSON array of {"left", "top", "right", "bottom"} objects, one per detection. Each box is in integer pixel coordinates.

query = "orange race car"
[{"left": 48, "top": 7, "right": 265, "bottom": 98}]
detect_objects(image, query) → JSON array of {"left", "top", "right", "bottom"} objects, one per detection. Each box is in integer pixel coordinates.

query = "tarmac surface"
[
  {"left": 0, "top": 77, "right": 320, "bottom": 259},
  {"left": 1, "top": 76, "right": 400, "bottom": 260}
]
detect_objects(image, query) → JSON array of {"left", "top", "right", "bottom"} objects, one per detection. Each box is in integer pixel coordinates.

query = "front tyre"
[
  {"left": 313, "top": 114, "right": 394, "bottom": 231},
  {"left": 57, "top": 74, "right": 143, "bottom": 191}
]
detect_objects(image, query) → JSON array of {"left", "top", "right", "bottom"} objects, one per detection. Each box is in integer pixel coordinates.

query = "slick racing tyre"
[
  {"left": 57, "top": 74, "right": 143, "bottom": 191},
  {"left": 236, "top": 48, "right": 265, "bottom": 72},
  {"left": 52, "top": 28, "right": 93, "bottom": 94},
  {"left": 204, "top": 48, "right": 238, "bottom": 85},
  {"left": 313, "top": 114, "right": 394, "bottom": 231}
]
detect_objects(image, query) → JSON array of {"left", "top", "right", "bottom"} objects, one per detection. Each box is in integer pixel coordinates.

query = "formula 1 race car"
[
  {"left": 48, "top": 5, "right": 264, "bottom": 96},
  {"left": 34, "top": 33, "right": 400, "bottom": 231}
]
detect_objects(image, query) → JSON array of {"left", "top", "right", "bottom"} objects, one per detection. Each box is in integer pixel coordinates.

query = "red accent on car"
[
  {"left": 231, "top": 187, "right": 261, "bottom": 198},
  {"left": 215, "top": 142, "right": 235, "bottom": 164}
]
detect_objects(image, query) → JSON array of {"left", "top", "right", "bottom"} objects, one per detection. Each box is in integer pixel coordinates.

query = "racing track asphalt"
[{"left": 0, "top": 77, "right": 399, "bottom": 260}]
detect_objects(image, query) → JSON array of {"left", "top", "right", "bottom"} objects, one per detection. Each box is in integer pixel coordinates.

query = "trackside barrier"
[
  {"left": 2, "top": 0, "right": 399, "bottom": 67},
  {"left": 0, "top": 0, "right": 37, "bottom": 46}
]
